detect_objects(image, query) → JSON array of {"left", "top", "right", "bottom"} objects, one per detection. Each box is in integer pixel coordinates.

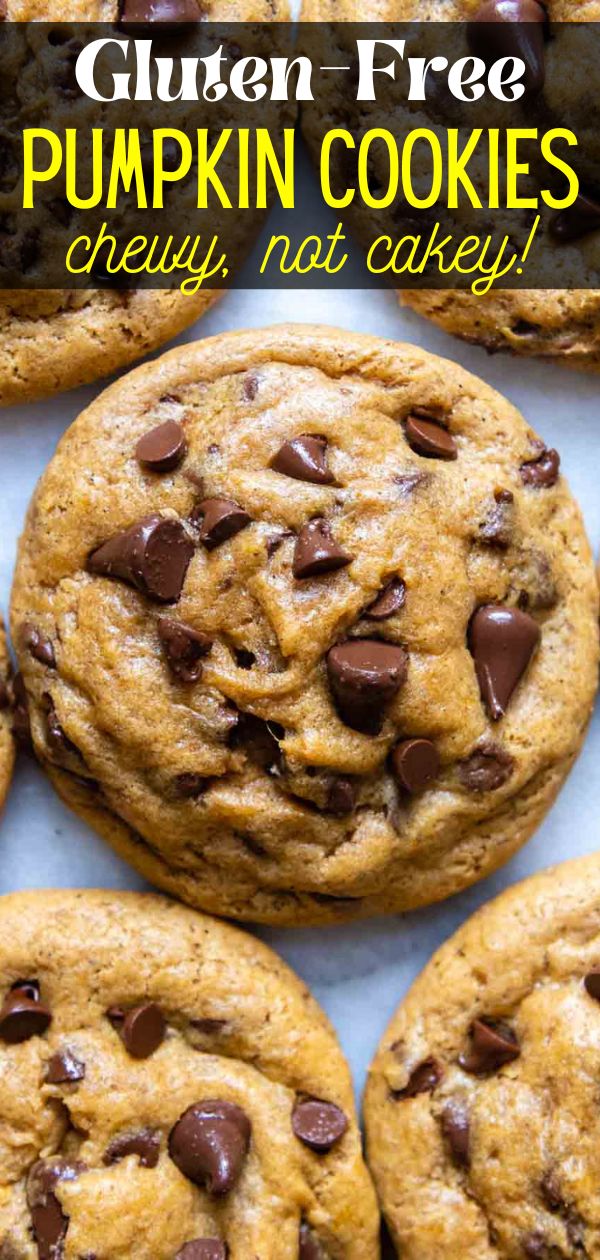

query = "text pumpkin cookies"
[
  {"left": 364, "top": 853, "right": 600, "bottom": 1258},
  {"left": 0, "top": 888, "right": 378, "bottom": 1258},
  {"left": 10, "top": 325, "right": 599, "bottom": 924}
]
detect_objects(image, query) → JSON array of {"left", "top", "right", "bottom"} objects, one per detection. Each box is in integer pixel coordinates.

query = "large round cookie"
[
  {"left": 0, "top": 888, "right": 378, "bottom": 1257},
  {"left": 364, "top": 853, "right": 600, "bottom": 1259},
  {"left": 301, "top": 0, "right": 600, "bottom": 371},
  {"left": 10, "top": 324, "right": 599, "bottom": 925},
  {"left": 0, "top": 617, "right": 15, "bottom": 810},
  {"left": 0, "top": 0, "right": 286, "bottom": 405}
]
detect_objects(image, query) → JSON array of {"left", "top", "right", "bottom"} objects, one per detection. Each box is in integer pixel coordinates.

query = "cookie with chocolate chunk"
[
  {"left": 0, "top": 889, "right": 377, "bottom": 1258},
  {"left": 0, "top": 617, "right": 14, "bottom": 811},
  {"left": 10, "top": 325, "right": 598, "bottom": 924},
  {"left": 365, "top": 853, "right": 600, "bottom": 1258}
]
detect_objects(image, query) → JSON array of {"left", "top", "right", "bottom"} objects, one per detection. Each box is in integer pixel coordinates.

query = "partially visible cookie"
[
  {"left": 10, "top": 325, "right": 599, "bottom": 925},
  {"left": 365, "top": 854, "right": 600, "bottom": 1259},
  {"left": 0, "top": 888, "right": 378, "bottom": 1257},
  {"left": 0, "top": 618, "right": 15, "bottom": 812}
]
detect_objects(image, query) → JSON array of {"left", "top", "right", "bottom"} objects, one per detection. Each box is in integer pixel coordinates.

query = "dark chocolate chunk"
[
  {"left": 393, "top": 1057, "right": 443, "bottom": 1099},
  {"left": 27, "top": 1158, "right": 86, "bottom": 1260},
  {"left": 192, "top": 498, "right": 251, "bottom": 551},
  {"left": 0, "top": 982, "right": 51, "bottom": 1044},
  {"left": 119, "top": 1002, "right": 166, "bottom": 1059},
  {"left": 293, "top": 519, "right": 353, "bottom": 580},
  {"left": 88, "top": 515, "right": 194, "bottom": 603},
  {"left": 45, "top": 1049, "right": 85, "bottom": 1085},
  {"left": 135, "top": 419, "right": 187, "bottom": 473},
  {"left": 469, "top": 605, "right": 540, "bottom": 720},
  {"left": 270, "top": 435, "right": 335, "bottom": 486},
  {"left": 468, "top": 0, "right": 547, "bottom": 94},
  {"left": 365, "top": 578, "right": 406, "bottom": 620},
  {"left": 458, "top": 742, "right": 515, "bottom": 792},
  {"left": 326, "top": 640, "right": 408, "bottom": 735},
  {"left": 292, "top": 1098, "right": 348, "bottom": 1152},
  {"left": 459, "top": 1018, "right": 520, "bottom": 1075},
  {"left": 175, "top": 1243, "right": 227, "bottom": 1260},
  {"left": 391, "top": 739, "right": 439, "bottom": 794},
  {"left": 441, "top": 1101, "right": 470, "bottom": 1167},
  {"left": 404, "top": 415, "right": 457, "bottom": 461},
  {"left": 326, "top": 776, "right": 356, "bottom": 815},
  {"left": 103, "top": 1128, "right": 160, "bottom": 1168},
  {"left": 158, "top": 617, "right": 212, "bottom": 683},
  {"left": 169, "top": 1099, "right": 251, "bottom": 1194},
  {"left": 520, "top": 448, "right": 560, "bottom": 489},
  {"left": 21, "top": 624, "right": 56, "bottom": 668}
]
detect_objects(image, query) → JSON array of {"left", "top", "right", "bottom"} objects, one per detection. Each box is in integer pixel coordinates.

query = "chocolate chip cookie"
[
  {"left": 301, "top": 0, "right": 600, "bottom": 371},
  {"left": 0, "top": 617, "right": 15, "bottom": 811},
  {"left": 10, "top": 325, "right": 599, "bottom": 924},
  {"left": 0, "top": 888, "right": 378, "bottom": 1258},
  {"left": 364, "top": 852, "right": 600, "bottom": 1259},
  {"left": 0, "top": 0, "right": 287, "bottom": 405}
]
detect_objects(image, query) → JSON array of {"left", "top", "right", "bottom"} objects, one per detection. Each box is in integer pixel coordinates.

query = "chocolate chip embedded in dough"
[
  {"left": 520, "top": 447, "right": 560, "bottom": 488},
  {"left": 158, "top": 617, "right": 212, "bottom": 683},
  {"left": 293, "top": 518, "right": 353, "bottom": 580},
  {"left": 120, "top": 1002, "right": 166, "bottom": 1058},
  {"left": 103, "top": 1128, "right": 161, "bottom": 1168},
  {"left": 10, "top": 672, "right": 32, "bottom": 747},
  {"left": 365, "top": 578, "right": 406, "bottom": 621},
  {"left": 326, "top": 640, "right": 408, "bottom": 735},
  {"left": 0, "top": 982, "right": 52, "bottom": 1044},
  {"left": 135, "top": 419, "right": 187, "bottom": 473},
  {"left": 477, "top": 490, "right": 515, "bottom": 549},
  {"left": 292, "top": 1097, "right": 348, "bottom": 1152},
  {"left": 441, "top": 1101, "right": 470, "bottom": 1167},
  {"left": 393, "top": 1057, "right": 443, "bottom": 1099},
  {"left": 468, "top": 605, "right": 540, "bottom": 720},
  {"left": 299, "top": 1222, "right": 325, "bottom": 1260},
  {"left": 176, "top": 1243, "right": 227, "bottom": 1260},
  {"left": 584, "top": 971, "right": 600, "bottom": 1002},
  {"left": 326, "top": 776, "right": 356, "bottom": 816},
  {"left": 27, "top": 1158, "right": 86, "bottom": 1260},
  {"left": 404, "top": 415, "right": 457, "bottom": 461},
  {"left": 88, "top": 515, "right": 194, "bottom": 604},
  {"left": 270, "top": 434, "right": 335, "bottom": 486},
  {"left": 169, "top": 1099, "right": 251, "bottom": 1194},
  {"left": 391, "top": 739, "right": 439, "bottom": 794},
  {"left": 191, "top": 498, "right": 251, "bottom": 551},
  {"left": 458, "top": 741, "right": 515, "bottom": 792},
  {"left": 21, "top": 623, "right": 56, "bottom": 668},
  {"left": 45, "top": 1048, "right": 86, "bottom": 1085},
  {"left": 459, "top": 1018, "right": 520, "bottom": 1075}
]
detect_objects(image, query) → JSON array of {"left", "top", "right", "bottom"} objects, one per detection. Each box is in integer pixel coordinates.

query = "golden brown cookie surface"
[
  {"left": 0, "top": 618, "right": 15, "bottom": 811},
  {"left": 365, "top": 853, "right": 600, "bottom": 1259},
  {"left": 10, "top": 325, "right": 599, "bottom": 924},
  {"left": 0, "top": 888, "right": 378, "bottom": 1258}
]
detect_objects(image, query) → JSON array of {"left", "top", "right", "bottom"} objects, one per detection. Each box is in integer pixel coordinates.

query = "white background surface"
[{"left": 1, "top": 286, "right": 598, "bottom": 1102}]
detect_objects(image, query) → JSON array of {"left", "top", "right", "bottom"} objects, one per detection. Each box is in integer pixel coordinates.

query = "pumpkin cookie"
[
  {"left": 0, "top": 617, "right": 15, "bottom": 812},
  {"left": 365, "top": 853, "right": 600, "bottom": 1258},
  {"left": 0, "top": 888, "right": 378, "bottom": 1258},
  {"left": 10, "top": 325, "right": 599, "bottom": 924}
]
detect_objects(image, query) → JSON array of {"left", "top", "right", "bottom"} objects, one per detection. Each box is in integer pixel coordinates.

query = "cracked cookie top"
[
  {"left": 0, "top": 888, "right": 378, "bottom": 1258},
  {"left": 365, "top": 853, "right": 600, "bottom": 1259},
  {"left": 10, "top": 324, "right": 599, "bottom": 924}
]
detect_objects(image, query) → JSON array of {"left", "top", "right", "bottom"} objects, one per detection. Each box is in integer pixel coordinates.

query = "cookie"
[
  {"left": 10, "top": 324, "right": 599, "bottom": 925},
  {"left": 0, "top": 0, "right": 288, "bottom": 405},
  {"left": 0, "top": 617, "right": 15, "bottom": 811},
  {"left": 301, "top": 0, "right": 600, "bottom": 371},
  {"left": 0, "top": 888, "right": 378, "bottom": 1257},
  {"left": 364, "top": 853, "right": 600, "bottom": 1259}
]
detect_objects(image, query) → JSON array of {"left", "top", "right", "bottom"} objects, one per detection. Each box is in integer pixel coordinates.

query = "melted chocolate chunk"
[
  {"left": 459, "top": 1018, "right": 520, "bottom": 1074},
  {"left": 158, "top": 617, "right": 212, "bottom": 683},
  {"left": 270, "top": 434, "right": 335, "bottom": 485},
  {"left": 103, "top": 1128, "right": 160, "bottom": 1168},
  {"left": 169, "top": 1099, "right": 251, "bottom": 1194},
  {"left": 88, "top": 515, "right": 194, "bottom": 604},
  {"left": 327, "top": 640, "right": 408, "bottom": 735},
  {"left": 293, "top": 519, "right": 353, "bottom": 579},
  {"left": 292, "top": 1098, "right": 348, "bottom": 1152},
  {"left": 192, "top": 498, "right": 251, "bottom": 551},
  {"left": 468, "top": 0, "right": 547, "bottom": 94},
  {"left": 458, "top": 741, "right": 515, "bottom": 792},
  {"left": 393, "top": 1057, "right": 443, "bottom": 1099},
  {"left": 469, "top": 605, "right": 540, "bottom": 720},
  {"left": 21, "top": 624, "right": 56, "bottom": 668}
]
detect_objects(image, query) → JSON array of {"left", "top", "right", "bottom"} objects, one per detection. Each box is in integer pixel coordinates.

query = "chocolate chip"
[
  {"left": 135, "top": 419, "right": 187, "bottom": 473},
  {"left": 520, "top": 447, "right": 560, "bottom": 489},
  {"left": 468, "top": 0, "right": 547, "bottom": 94},
  {"left": 10, "top": 672, "right": 31, "bottom": 746},
  {"left": 176, "top": 1243, "right": 227, "bottom": 1260},
  {"left": 293, "top": 518, "right": 353, "bottom": 579},
  {"left": 292, "top": 1098, "right": 348, "bottom": 1152},
  {"left": 117, "top": 1002, "right": 165, "bottom": 1058},
  {"left": 45, "top": 702, "right": 78, "bottom": 761},
  {"left": 441, "top": 1101, "right": 470, "bottom": 1167},
  {"left": 266, "top": 529, "right": 294, "bottom": 558},
  {"left": 469, "top": 604, "right": 540, "bottom": 720},
  {"left": 393, "top": 1057, "right": 443, "bottom": 1099},
  {"left": 158, "top": 617, "right": 212, "bottom": 683},
  {"left": 27, "top": 1159, "right": 86, "bottom": 1260},
  {"left": 478, "top": 490, "right": 515, "bottom": 549},
  {"left": 458, "top": 742, "right": 514, "bottom": 791},
  {"left": 88, "top": 515, "right": 194, "bottom": 604},
  {"left": 523, "top": 1232, "right": 553, "bottom": 1259},
  {"left": 270, "top": 435, "right": 335, "bottom": 485},
  {"left": 326, "top": 639, "right": 408, "bottom": 735},
  {"left": 404, "top": 415, "right": 457, "bottom": 461},
  {"left": 119, "top": 0, "right": 202, "bottom": 24},
  {"left": 299, "top": 1223, "right": 325, "bottom": 1260},
  {"left": 191, "top": 498, "right": 251, "bottom": 551},
  {"left": 326, "top": 776, "right": 356, "bottom": 815},
  {"left": 550, "top": 194, "right": 600, "bottom": 243},
  {"left": 391, "top": 739, "right": 439, "bottom": 794},
  {"left": 394, "top": 472, "right": 429, "bottom": 496},
  {"left": 584, "top": 971, "right": 600, "bottom": 1001},
  {"left": 21, "top": 624, "right": 56, "bottom": 668},
  {"left": 243, "top": 372, "right": 259, "bottom": 400},
  {"left": 169, "top": 1099, "right": 251, "bottom": 1194},
  {"left": 191, "top": 1017, "right": 228, "bottom": 1035},
  {"left": 365, "top": 578, "right": 406, "bottom": 620},
  {"left": 103, "top": 1128, "right": 160, "bottom": 1168},
  {"left": 459, "top": 1018, "right": 520, "bottom": 1074},
  {"left": 0, "top": 983, "right": 52, "bottom": 1043},
  {"left": 45, "top": 1049, "right": 85, "bottom": 1085}
]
